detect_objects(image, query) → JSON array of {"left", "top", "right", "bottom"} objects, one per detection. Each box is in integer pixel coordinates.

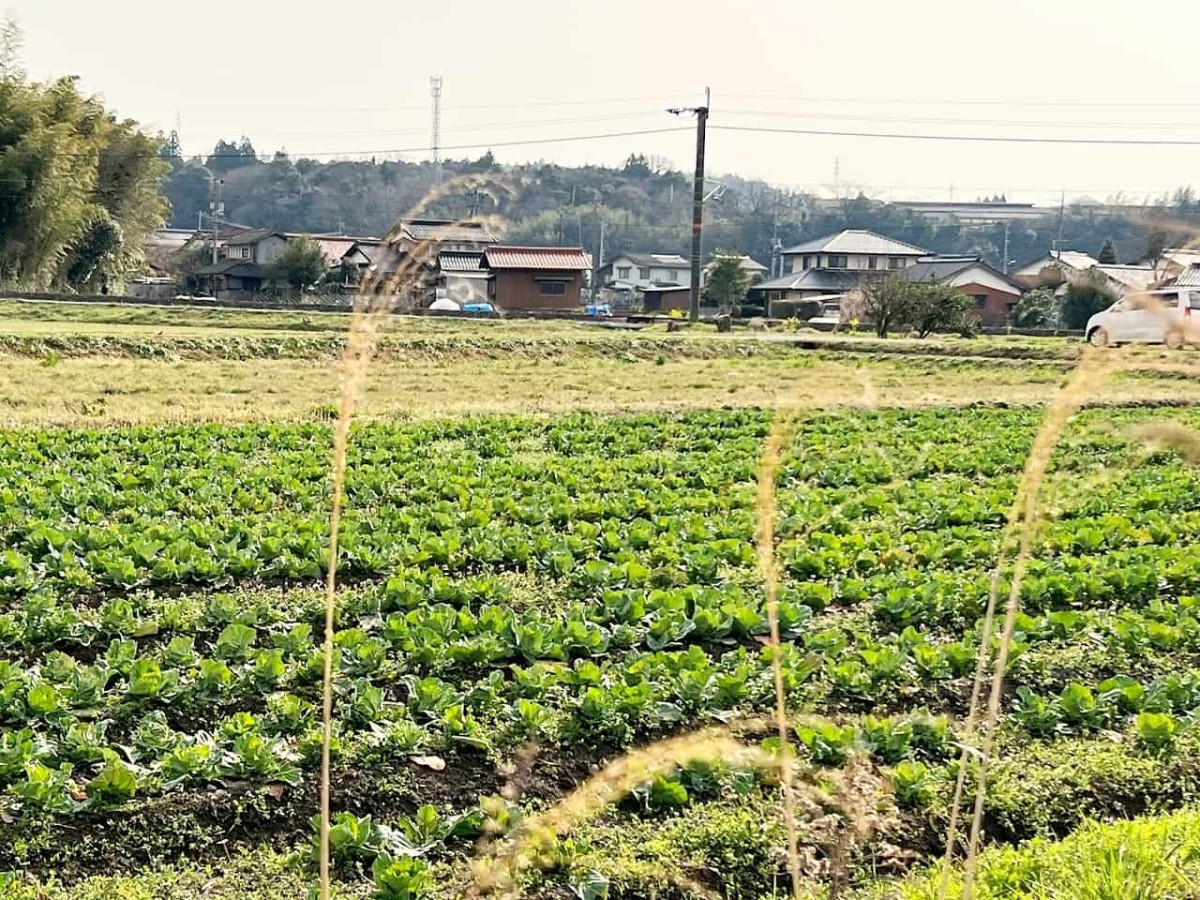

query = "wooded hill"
[{"left": 165, "top": 137, "right": 1200, "bottom": 271}]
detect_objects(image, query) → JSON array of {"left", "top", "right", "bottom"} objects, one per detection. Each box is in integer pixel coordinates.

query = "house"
[
  {"left": 143, "top": 228, "right": 197, "bottom": 276},
  {"left": 389, "top": 219, "right": 499, "bottom": 255},
  {"left": 436, "top": 251, "right": 488, "bottom": 305},
  {"left": 1170, "top": 264, "right": 1200, "bottom": 288},
  {"left": 600, "top": 253, "right": 691, "bottom": 292},
  {"left": 1152, "top": 248, "right": 1200, "bottom": 283},
  {"left": 191, "top": 258, "right": 267, "bottom": 295},
  {"left": 1013, "top": 250, "right": 1161, "bottom": 298},
  {"left": 1010, "top": 251, "right": 1100, "bottom": 290},
  {"left": 750, "top": 229, "right": 928, "bottom": 305},
  {"left": 779, "top": 229, "right": 929, "bottom": 275},
  {"left": 364, "top": 219, "right": 500, "bottom": 300},
  {"left": 900, "top": 256, "right": 1024, "bottom": 327},
  {"left": 219, "top": 229, "right": 290, "bottom": 265},
  {"left": 748, "top": 268, "right": 866, "bottom": 305},
  {"left": 483, "top": 246, "right": 592, "bottom": 310},
  {"left": 1092, "top": 264, "right": 1159, "bottom": 295},
  {"left": 702, "top": 253, "right": 768, "bottom": 285}
]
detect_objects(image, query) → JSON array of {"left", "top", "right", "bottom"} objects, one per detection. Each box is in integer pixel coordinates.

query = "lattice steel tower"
[{"left": 430, "top": 75, "right": 443, "bottom": 185}]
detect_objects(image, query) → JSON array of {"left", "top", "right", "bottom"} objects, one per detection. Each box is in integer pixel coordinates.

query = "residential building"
[
  {"left": 1012, "top": 250, "right": 1161, "bottom": 298},
  {"left": 1010, "top": 251, "right": 1100, "bottom": 289},
  {"left": 192, "top": 258, "right": 266, "bottom": 295},
  {"left": 484, "top": 246, "right": 592, "bottom": 310},
  {"left": 600, "top": 253, "right": 691, "bottom": 291},
  {"left": 190, "top": 229, "right": 383, "bottom": 296},
  {"left": 702, "top": 253, "right": 768, "bottom": 285},
  {"left": 900, "top": 256, "right": 1024, "bottom": 327},
  {"left": 751, "top": 229, "right": 928, "bottom": 304},
  {"left": 436, "top": 251, "right": 488, "bottom": 305},
  {"left": 143, "top": 228, "right": 198, "bottom": 276},
  {"left": 1171, "top": 264, "right": 1200, "bottom": 288},
  {"left": 364, "top": 219, "right": 500, "bottom": 301},
  {"left": 389, "top": 219, "right": 499, "bottom": 255},
  {"left": 780, "top": 229, "right": 928, "bottom": 275},
  {"left": 1152, "top": 248, "right": 1200, "bottom": 282},
  {"left": 1093, "top": 264, "right": 1159, "bottom": 295}
]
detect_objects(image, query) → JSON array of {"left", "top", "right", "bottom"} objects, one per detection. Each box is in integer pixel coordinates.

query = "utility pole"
[
  {"left": 593, "top": 220, "right": 606, "bottom": 304},
  {"left": 669, "top": 87, "right": 710, "bottom": 322},
  {"left": 1054, "top": 189, "right": 1066, "bottom": 260},
  {"left": 430, "top": 75, "right": 443, "bottom": 186},
  {"left": 1002, "top": 221, "right": 1010, "bottom": 275},
  {"left": 209, "top": 177, "right": 224, "bottom": 265}
]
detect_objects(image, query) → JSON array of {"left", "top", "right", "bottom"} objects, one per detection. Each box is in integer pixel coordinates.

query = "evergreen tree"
[{"left": 1098, "top": 239, "right": 1118, "bottom": 264}]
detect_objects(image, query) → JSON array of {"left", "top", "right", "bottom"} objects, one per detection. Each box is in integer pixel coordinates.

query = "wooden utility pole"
[{"left": 670, "top": 88, "right": 710, "bottom": 322}]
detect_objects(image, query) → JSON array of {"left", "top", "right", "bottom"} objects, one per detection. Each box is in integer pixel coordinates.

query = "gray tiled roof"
[
  {"left": 781, "top": 229, "right": 928, "bottom": 256},
  {"left": 611, "top": 252, "right": 690, "bottom": 268},
  {"left": 750, "top": 268, "right": 865, "bottom": 292}
]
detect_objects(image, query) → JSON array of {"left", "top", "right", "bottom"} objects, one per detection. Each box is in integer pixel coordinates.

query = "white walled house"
[
  {"left": 751, "top": 230, "right": 929, "bottom": 305},
  {"left": 600, "top": 253, "right": 691, "bottom": 291},
  {"left": 781, "top": 230, "right": 927, "bottom": 275}
]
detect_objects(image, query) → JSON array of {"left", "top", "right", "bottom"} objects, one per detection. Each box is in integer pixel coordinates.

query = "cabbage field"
[{"left": 4, "top": 381, "right": 1200, "bottom": 897}]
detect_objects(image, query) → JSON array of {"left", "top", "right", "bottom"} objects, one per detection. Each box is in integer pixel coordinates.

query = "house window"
[
  {"left": 828, "top": 254, "right": 848, "bottom": 268},
  {"left": 617, "top": 266, "right": 631, "bottom": 280},
  {"left": 802, "top": 255, "right": 812, "bottom": 269},
  {"left": 868, "top": 256, "right": 878, "bottom": 270},
  {"left": 888, "top": 257, "right": 906, "bottom": 269},
  {"left": 240, "top": 246, "right": 252, "bottom": 259},
  {"left": 639, "top": 267, "right": 651, "bottom": 280},
  {"left": 974, "top": 294, "right": 988, "bottom": 308},
  {"left": 539, "top": 281, "right": 567, "bottom": 296}
]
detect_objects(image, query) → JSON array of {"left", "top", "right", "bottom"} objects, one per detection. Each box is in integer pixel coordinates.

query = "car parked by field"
[{"left": 1086, "top": 289, "right": 1200, "bottom": 348}]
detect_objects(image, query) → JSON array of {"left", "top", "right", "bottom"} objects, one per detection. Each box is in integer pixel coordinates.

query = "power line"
[
  {"left": 127, "top": 93, "right": 701, "bottom": 116},
  {"left": 179, "top": 110, "right": 672, "bottom": 143},
  {"left": 719, "top": 108, "right": 1200, "bottom": 131},
  {"left": 32, "top": 127, "right": 694, "bottom": 162},
  {"left": 717, "top": 92, "right": 1200, "bottom": 109},
  {"left": 709, "top": 124, "right": 1200, "bottom": 148}
]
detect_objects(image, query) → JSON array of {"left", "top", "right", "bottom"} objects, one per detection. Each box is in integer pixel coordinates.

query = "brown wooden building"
[{"left": 483, "top": 246, "right": 592, "bottom": 311}]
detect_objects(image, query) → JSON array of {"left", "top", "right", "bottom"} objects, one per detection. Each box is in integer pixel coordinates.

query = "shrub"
[
  {"left": 1060, "top": 273, "right": 1116, "bottom": 329},
  {"left": 1011, "top": 287, "right": 1060, "bottom": 328}
]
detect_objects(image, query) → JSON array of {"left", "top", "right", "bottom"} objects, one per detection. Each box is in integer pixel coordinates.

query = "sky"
[{"left": 13, "top": 0, "right": 1200, "bottom": 207}]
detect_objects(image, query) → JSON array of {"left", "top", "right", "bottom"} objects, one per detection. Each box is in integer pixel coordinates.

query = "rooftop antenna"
[{"left": 430, "top": 75, "right": 443, "bottom": 186}]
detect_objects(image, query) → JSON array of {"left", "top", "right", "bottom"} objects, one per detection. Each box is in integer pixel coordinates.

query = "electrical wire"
[
  {"left": 181, "top": 111, "right": 672, "bottom": 143},
  {"left": 129, "top": 94, "right": 701, "bottom": 116},
  {"left": 718, "top": 108, "right": 1200, "bottom": 131},
  {"left": 717, "top": 92, "right": 1200, "bottom": 108},
  {"left": 709, "top": 123, "right": 1200, "bottom": 148}
]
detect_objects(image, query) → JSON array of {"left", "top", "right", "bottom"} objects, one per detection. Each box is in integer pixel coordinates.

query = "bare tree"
[{"left": 0, "top": 14, "right": 23, "bottom": 82}]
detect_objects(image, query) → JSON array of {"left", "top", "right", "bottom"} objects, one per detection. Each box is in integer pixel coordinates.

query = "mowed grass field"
[{"left": 3, "top": 300, "right": 1200, "bottom": 899}]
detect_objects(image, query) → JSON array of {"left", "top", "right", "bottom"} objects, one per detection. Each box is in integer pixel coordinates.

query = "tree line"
[
  {"left": 162, "top": 138, "right": 1200, "bottom": 278},
  {"left": 0, "top": 19, "right": 169, "bottom": 291}
]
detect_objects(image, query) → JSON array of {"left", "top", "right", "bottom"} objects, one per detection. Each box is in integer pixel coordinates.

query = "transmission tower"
[{"left": 430, "top": 75, "right": 443, "bottom": 185}]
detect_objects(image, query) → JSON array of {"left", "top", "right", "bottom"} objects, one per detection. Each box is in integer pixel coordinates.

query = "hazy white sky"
[{"left": 14, "top": 0, "right": 1200, "bottom": 205}]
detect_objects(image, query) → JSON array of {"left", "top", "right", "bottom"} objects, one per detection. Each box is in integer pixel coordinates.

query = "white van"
[{"left": 1086, "top": 289, "right": 1200, "bottom": 348}]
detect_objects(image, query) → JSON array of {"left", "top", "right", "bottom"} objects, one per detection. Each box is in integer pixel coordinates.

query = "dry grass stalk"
[
  {"left": 756, "top": 410, "right": 804, "bottom": 900},
  {"left": 956, "top": 351, "right": 1107, "bottom": 899},
  {"left": 1131, "top": 420, "right": 1200, "bottom": 463},
  {"left": 469, "top": 728, "right": 773, "bottom": 900},
  {"left": 934, "top": 571, "right": 1003, "bottom": 900},
  {"left": 316, "top": 191, "right": 510, "bottom": 900},
  {"left": 817, "top": 755, "right": 889, "bottom": 900}
]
